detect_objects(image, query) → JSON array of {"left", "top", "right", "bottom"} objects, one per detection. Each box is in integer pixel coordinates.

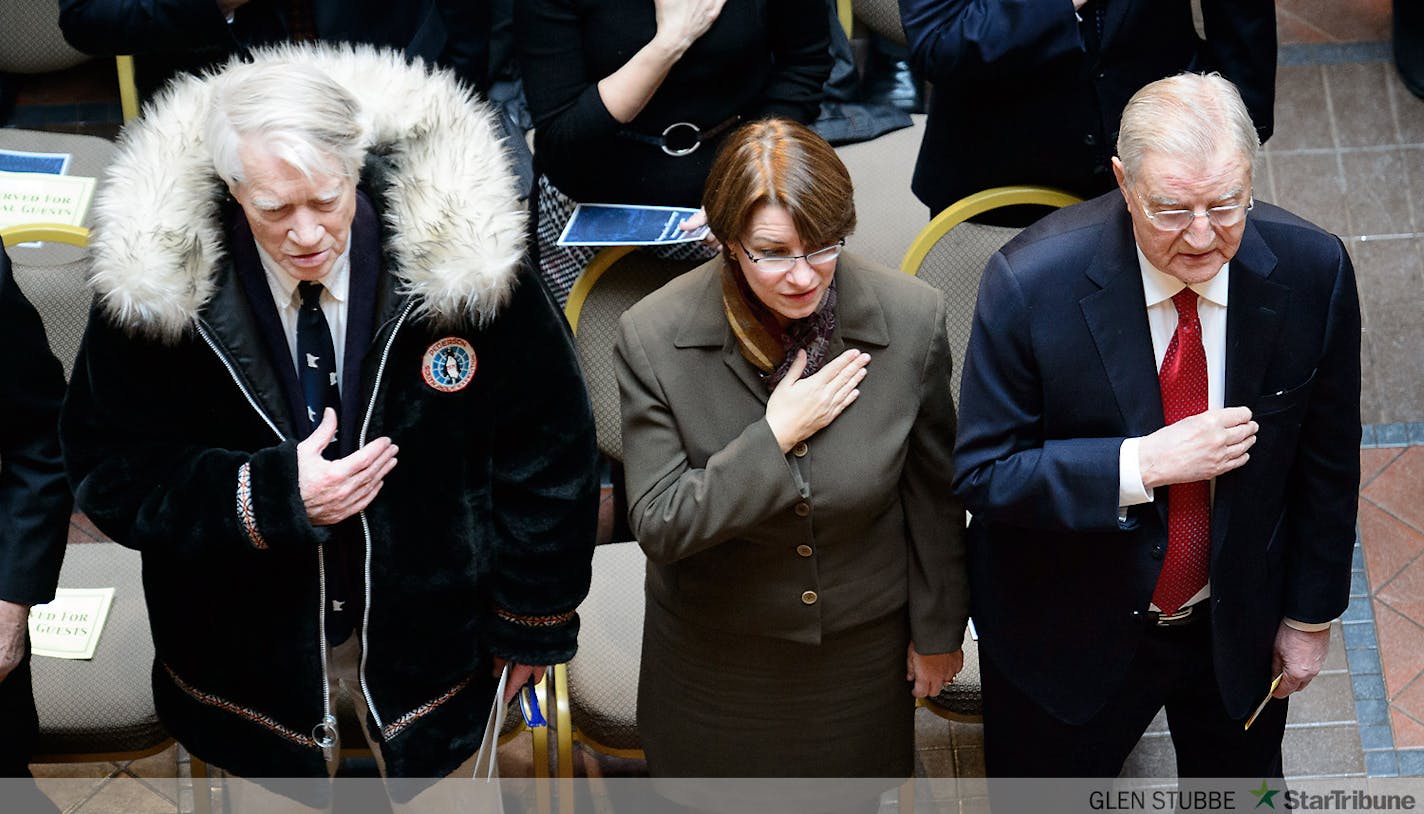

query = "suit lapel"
[
  {"left": 1078, "top": 202, "right": 1167, "bottom": 529},
  {"left": 1079, "top": 208, "right": 1163, "bottom": 441},
  {"left": 1212, "top": 221, "right": 1286, "bottom": 555}
]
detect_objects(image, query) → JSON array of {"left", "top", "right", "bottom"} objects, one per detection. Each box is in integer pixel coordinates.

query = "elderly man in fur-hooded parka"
[{"left": 60, "top": 45, "right": 597, "bottom": 781}]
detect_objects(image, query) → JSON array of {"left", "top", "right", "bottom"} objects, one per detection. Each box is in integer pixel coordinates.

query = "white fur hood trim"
[{"left": 89, "top": 44, "right": 526, "bottom": 341}]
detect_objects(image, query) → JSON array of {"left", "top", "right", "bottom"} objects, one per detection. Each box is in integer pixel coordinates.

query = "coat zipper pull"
[{"left": 313, "top": 714, "right": 338, "bottom": 761}]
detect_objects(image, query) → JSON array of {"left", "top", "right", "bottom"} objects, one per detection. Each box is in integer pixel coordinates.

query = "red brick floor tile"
[
  {"left": 1376, "top": 601, "right": 1424, "bottom": 699},
  {"left": 1378, "top": 555, "right": 1424, "bottom": 626},
  {"left": 1362, "top": 448, "right": 1406, "bottom": 489},
  {"left": 1362, "top": 447, "right": 1424, "bottom": 534},
  {"left": 1391, "top": 706, "right": 1424, "bottom": 749},
  {"left": 1393, "top": 678, "right": 1424, "bottom": 747},
  {"left": 1360, "top": 499, "right": 1424, "bottom": 589}
]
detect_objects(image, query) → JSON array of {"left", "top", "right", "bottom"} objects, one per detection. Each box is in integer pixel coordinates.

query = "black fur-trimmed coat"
[{"left": 60, "top": 46, "right": 597, "bottom": 779}]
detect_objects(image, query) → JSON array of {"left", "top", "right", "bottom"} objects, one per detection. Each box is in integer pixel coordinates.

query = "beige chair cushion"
[
  {"left": 0, "top": 0, "right": 89, "bottom": 73},
  {"left": 572, "top": 252, "right": 701, "bottom": 461},
  {"left": 32, "top": 542, "right": 167, "bottom": 756}
]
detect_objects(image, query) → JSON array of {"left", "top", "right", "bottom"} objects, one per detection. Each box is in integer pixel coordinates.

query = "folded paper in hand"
[{"left": 558, "top": 203, "right": 711, "bottom": 246}]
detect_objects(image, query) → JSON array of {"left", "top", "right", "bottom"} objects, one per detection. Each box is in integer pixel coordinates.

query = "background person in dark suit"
[
  {"left": 0, "top": 248, "right": 71, "bottom": 812},
  {"left": 58, "top": 0, "right": 491, "bottom": 97},
  {"left": 899, "top": 0, "right": 1276, "bottom": 219},
  {"left": 953, "top": 73, "right": 1360, "bottom": 783}
]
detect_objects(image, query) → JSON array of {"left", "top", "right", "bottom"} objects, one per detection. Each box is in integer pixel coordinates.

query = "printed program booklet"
[
  {"left": 0, "top": 148, "right": 71, "bottom": 176},
  {"left": 557, "top": 203, "right": 711, "bottom": 246},
  {"left": 29, "top": 588, "right": 116, "bottom": 660}
]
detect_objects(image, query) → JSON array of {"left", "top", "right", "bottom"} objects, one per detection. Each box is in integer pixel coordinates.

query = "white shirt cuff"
[
  {"left": 1283, "top": 617, "right": 1333, "bottom": 633},
  {"left": 1118, "top": 437, "right": 1153, "bottom": 508}
]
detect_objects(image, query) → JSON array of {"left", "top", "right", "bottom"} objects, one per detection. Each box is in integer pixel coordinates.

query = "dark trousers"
[
  {"left": 981, "top": 609, "right": 1287, "bottom": 780},
  {"left": 0, "top": 642, "right": 38, "bottom": 777},
  {"left": 1, "top": 638, "right": 58, "bottom": 814}
]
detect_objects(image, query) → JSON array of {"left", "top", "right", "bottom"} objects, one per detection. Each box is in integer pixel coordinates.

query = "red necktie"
[{"left": 1151, "top": 288, "right": 1211, "bottom": 614}]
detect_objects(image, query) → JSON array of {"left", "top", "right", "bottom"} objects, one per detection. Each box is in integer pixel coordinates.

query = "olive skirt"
[{"left": 637, "top": 596, "right": 915, "bottom": 778}]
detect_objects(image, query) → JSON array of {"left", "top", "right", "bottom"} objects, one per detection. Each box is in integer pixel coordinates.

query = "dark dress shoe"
[{"left": 861, "top": 58, "right": 925, "bottom": 114}]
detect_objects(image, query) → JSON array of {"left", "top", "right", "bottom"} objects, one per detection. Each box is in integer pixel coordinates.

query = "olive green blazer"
[{"left": 614, "top": 252, "right": 969, "bottom": 653}]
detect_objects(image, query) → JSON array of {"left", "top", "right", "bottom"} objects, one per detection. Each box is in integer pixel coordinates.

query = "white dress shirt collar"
[
  {"left": 1134, "top": 245, "right": 1230, "bottom": 309},
  {"left": 255, "top": 243, "right": 351, "bottom": 308}
]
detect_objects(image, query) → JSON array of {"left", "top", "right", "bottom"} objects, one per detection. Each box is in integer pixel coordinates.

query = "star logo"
[{"left": 1248, "top": 779, "right": 1279, "bottom": 809}]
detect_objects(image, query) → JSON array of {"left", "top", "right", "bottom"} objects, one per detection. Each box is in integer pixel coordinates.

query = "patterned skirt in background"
[{"left": 534, "top": 174, "right": 719, "bottom": 305}]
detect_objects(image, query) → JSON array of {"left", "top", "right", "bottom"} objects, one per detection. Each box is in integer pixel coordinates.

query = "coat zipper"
[
  {"left": 354, "top": 299, "right": 417, "bottom": 737},
  {"left": 195, "top": 319, "right": 337, "bottom": 759}
]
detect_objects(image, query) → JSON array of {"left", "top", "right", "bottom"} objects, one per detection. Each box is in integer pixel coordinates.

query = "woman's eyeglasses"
[{"left": 739, "top": 239, "right": 845, "bottom": 273}]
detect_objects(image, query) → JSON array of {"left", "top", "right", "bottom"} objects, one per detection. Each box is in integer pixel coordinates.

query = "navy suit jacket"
[
  {"left": 953, "top": 191, "right": 1361, "bottom": 723},
  {"left": 900, "top": 0, "right": 1276, "bottom": 213}
]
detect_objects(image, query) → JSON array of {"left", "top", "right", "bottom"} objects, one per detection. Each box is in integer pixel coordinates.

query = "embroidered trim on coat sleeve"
[
  {"left": 495, "top": 607, "right": 576, "bottom": 628},
  {"left": 236, "top": 462, "right": 269, "bottom": 550}
]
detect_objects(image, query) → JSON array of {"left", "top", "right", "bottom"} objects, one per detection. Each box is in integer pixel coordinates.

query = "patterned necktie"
[
  {"left": 296, "top": 282, "right": 339, "bottom": 443},
  {"left": 1151, "top": 288, "right": 1211, "bottom": 614}
]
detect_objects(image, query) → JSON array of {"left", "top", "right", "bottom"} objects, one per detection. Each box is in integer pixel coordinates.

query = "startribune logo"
[{"left": 1250, "top": 779, "right": 1280, "bottom": 809}]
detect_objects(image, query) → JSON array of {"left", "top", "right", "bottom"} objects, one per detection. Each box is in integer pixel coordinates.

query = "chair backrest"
[
  {"left": 563, "top": 541, "right": 647, "bottom": 756},
  {"left": 0, "top": 0, "right": 89, "bottom": 74},
  {"left": 30, "top": 541, "right": 168, "bottom": 762},
  {"left": 0, "top": 127, "right": 115, "bottom": 378},
  {"left": 564, "top": 247, "right": 703, "bottom": 461},
  {"left": 901, "top": 186, "right": 1082, "bottom": 397},
  {"left": 2, "top": 224, "right": 94, "bottom": 381},
  {"left": 852, "top": 0, "right": 906, "bottom": 46}
]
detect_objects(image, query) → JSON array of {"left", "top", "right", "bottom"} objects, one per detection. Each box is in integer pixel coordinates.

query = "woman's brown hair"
[{"left": 702, "top": 118, "right": 856, "bottom": 261}]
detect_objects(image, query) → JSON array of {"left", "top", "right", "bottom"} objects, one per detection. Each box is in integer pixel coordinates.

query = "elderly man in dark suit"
[
  {"left": 954, "top": 72, "right": 1360, "bottom": 784},
  {"left": 899, "top": 0, "right": 1276, "bottom": 219},
  {"left": 0, "top": 248, "right": 71, "bottom": 812}
]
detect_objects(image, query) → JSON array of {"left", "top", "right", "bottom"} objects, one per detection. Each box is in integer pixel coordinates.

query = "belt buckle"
[
  {"left": 1153, "top": 605, "right": 1195, "bottom": 627},
  {"left": 660, "top": 121, "right": 702, "bottom": 157}
]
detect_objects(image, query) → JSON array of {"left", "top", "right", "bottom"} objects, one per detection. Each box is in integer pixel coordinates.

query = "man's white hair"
[
  {"left": 206, "top": 59, "right": 369, "bottom": 187},
  {"left": 1116, "top": 72, "right": 1260, "bottom": 185}
]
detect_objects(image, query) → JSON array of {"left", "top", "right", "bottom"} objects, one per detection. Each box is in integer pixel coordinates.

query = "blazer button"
[
  {"left": 792, "top": 442, "right": 808, "bottom": 457},
  {"left": 794, "top": 501, "right": 811, "bottom": 517},
  {"left": 1151, "top": 545, "right": 1164, "bottom": 560},
  {"left": 796, "top": 544, "right": 813, "bottom": 558},
  {"left": 801, "top": 590, "right": 818, "bottom": 605}
]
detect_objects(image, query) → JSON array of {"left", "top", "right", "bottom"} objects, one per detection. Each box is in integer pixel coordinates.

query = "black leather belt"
[
  {"left": 1145, "top": 601, "right": 1208, "bottom": 627},
  {"left": 618, "top": 115, "right": 740, "bottom": 157}
]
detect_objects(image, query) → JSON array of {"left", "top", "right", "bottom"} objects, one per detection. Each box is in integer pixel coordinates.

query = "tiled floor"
[
  {"left": 8, "top": 1, "right": 1424, "bottom": 811},
  {"left": 1359, "top": 447, "right": 1424, "bottom": 763}
]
